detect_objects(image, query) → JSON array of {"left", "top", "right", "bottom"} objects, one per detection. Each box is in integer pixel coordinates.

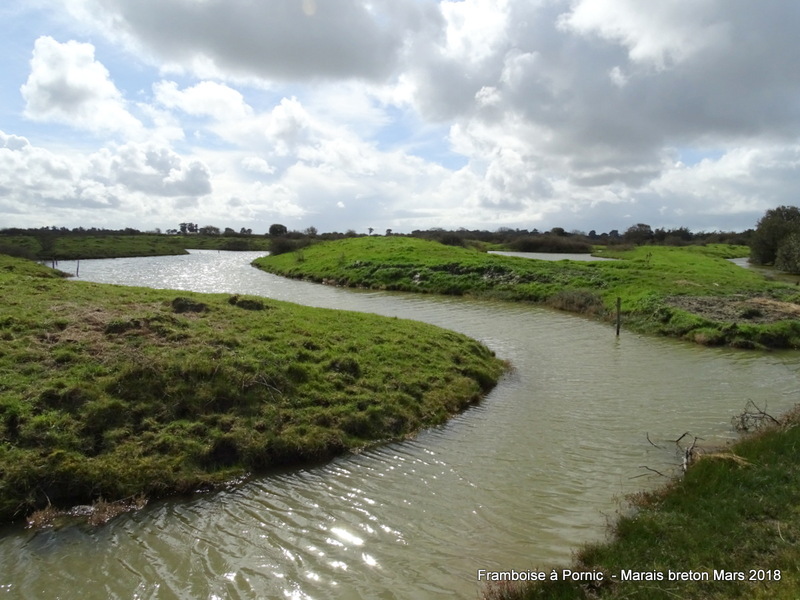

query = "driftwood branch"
[
  {"left": 636, "top": 465, "right": 668, "bottom": 478},
  {"left": 638, "top": 431, "right": 703, "bottom": 477},
  {"left": 732, "top": 400, "right": 780, "bottom": 432},
  {"left": 646, "top": 432, "right": 665, "bottom": 450},
  {"left": 680, "top": 435, "right": 701, "bottom": 473}
]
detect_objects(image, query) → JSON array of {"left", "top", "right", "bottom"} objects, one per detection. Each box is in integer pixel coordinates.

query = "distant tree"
[
  {"left": 224, "top": 227, "right": 236, "bottom": 236},
  {"left": 304, "top": 226, "right": 318, "bottom": 237},
  {"left": 199, "top": 225, "right": 221, "bottom": 235},
  {"left": 240, "top": 227, "right": 252, "bottom": 235},
  {"left": 750, "top": 205, "right": 800, "bottom": 266},
  {"left": 623, "top": 223, "right": 654, "bottom": 245},
  {"left": 385, "top": 228, "right": 392, "bottom": 236},
  {"left": 438, "top": 232, "right": 464, "bottom": 247},
  {"left": 368, "top": 227, "right": 374, "bottom": 236},
  {"left": 345, "top": 229, "right": 358, "bottom": 237},
  {"left": 549, "top": 227, "right": 566, "bottom": 236},
  {"left": 269, "top": 223, "right": 288, "bottom": 236},
  {"left": 179, "top": 222, "right": 188, "bottom": 234}
]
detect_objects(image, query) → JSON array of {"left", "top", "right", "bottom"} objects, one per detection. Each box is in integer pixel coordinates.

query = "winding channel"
[{"left": 1, "top": 250, "right": 798, "bottom": 599}]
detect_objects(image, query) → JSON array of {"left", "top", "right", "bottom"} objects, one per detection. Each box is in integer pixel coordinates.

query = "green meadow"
[
  {"left": 254, "top": 236, "right": 800, "bottom": 348},
  {"left": 0, "top": 254, "right": 506, "bottom": 523}
]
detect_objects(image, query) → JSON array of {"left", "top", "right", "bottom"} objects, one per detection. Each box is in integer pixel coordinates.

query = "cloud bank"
[{"left": 3, "top": 0, "right": 800, "bottom": 233}]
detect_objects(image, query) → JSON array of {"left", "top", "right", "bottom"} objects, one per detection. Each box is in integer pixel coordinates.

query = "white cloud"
[
  {"left": 91, "top": 142, "right": 212, "bottom": 197},
  {"left": 0, "top": 130, "right": 212, "bottom": 227},
  {"left": 5, "top": 1, "right": 800, "bottom": 234},
  {"left": 440, "top": 0, "right": 510, "bottom": 63},
  {"left": 154, "top": 80, "right": 253, "bottom": 121},
  {"left": 558, "top": 0, "right": 730, "bottom": 69},
  {"left": 241, "top": 157, "right": 275, "bottom": 176},
  {"left": 21, "top": 36, "right": 143, "bottom": 137}
]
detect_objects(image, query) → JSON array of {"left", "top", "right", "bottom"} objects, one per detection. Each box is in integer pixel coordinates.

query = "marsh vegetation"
[{"left": 254, "top": 236, "right": 800, "bottom": 349}]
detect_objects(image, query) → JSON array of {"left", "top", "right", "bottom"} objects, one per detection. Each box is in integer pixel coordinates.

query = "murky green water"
[{"left": 2, "top": 251, "right": 797, "bottom": 599}]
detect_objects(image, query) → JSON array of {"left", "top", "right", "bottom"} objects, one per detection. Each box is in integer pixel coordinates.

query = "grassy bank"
[
  {"left": 253, "top": 237, "right": 800, "bottom": 348},
  {"left": 0, "top": 254, "right": 506, "bottom": 523},
  {"left": 0, "top": 233, "right": 271, "bottom": 260},
  {"left": 484, "top": 406, "right": 800, "bottom": 599}
]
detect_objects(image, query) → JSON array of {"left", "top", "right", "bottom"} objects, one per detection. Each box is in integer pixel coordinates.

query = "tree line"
[{"left": 7, "top": 208, "right": 800, "bottom": 273}]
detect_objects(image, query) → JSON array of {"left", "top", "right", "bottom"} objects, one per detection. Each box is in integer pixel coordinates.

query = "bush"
[
  {"left": 775, "top": 232, "right": 800, "bottom": 273},
  {"left": 0, "top": 244, "right": 37, "bottom": 260},
  {"left": 509, "top": 235, "right": 592, "bottom": 253},
  {"left": 750, "top": 205, "right": 800, "bottom": 265},
  {"left": 438, "top": 233, "right": 464, "bottom": 247},
  {"left": 269, "top": 237, "right": 311, "bottom": 256}
]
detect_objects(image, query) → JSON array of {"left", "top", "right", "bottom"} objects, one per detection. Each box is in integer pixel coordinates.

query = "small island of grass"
[
  {"left": 0, "top": 254, "right": 506, "bottom": 524},
  {"left": 253, "top": 236, "right": 800, "bottom": 349}
]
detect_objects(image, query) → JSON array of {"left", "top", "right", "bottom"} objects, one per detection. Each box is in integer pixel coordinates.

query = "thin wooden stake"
[
  {"left": 76, "top": 259, "right": 80, "bottom": 277},
  {"left": 615, "top": 296, "right": 621, "bottom": 336}
]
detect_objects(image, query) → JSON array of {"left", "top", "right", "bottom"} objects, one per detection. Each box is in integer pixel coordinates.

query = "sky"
[{"left": 2, "top": 0, "right": 800, "bottom": 236}]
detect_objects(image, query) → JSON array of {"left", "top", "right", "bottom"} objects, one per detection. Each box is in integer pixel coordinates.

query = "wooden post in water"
[
  {"left": 615, "top": 297, "right": 622, "bottom": 336},
  {"left": 76, "top": 260, "right": 80, "bottom": 278}
]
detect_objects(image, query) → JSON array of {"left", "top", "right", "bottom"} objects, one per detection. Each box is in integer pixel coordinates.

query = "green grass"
[
  {"left": 254, "top": 237, "right": 800, "bottom": 348},
  {"left": 483, "top": 407, "right": 800, "bottom": 600},
  {"left": 0, "top": 254, "right": 506, "bottom": 523},
  {"left": 0, "top": 234, "right": 271, "bottom": 260}
]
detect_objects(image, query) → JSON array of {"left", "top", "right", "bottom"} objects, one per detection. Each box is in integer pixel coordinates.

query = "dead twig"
[
  {"left": 732, "top": 400, "right": 780, "bottom": 432},
  {"left": 636, "top": 465, "right": 668, "bottom": 478},
  {"left": 646, "top": 432, "right": 665, "bottom": 450}
]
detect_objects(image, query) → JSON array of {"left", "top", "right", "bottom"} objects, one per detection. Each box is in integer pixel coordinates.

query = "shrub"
[
  {"left": 775, "top": 232, "right": 800, "bottom": 273},
  {"left": 509, "top": 235, "right": 592, "bottom": 253},
  {"left": 750, "top": 205, "right": 800, "bottom": 265},
  {"left": 269, "top": 237, "right": 299, "bottom": 256},
  {"left": 438, "top": 233, "right": 464, "bottom": 247}
]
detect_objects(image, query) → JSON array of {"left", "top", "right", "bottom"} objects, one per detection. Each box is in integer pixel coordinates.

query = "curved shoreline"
[{"left": 254, "top": 237, "right": 800, "bottom": 349}]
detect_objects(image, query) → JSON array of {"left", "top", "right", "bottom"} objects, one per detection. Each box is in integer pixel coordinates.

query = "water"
[
  {"left": 729, "top": 256, "right": 800, "bottom": 284},
  {"left": 2, "top": 251, "right": 798, "bottom": 599}
]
